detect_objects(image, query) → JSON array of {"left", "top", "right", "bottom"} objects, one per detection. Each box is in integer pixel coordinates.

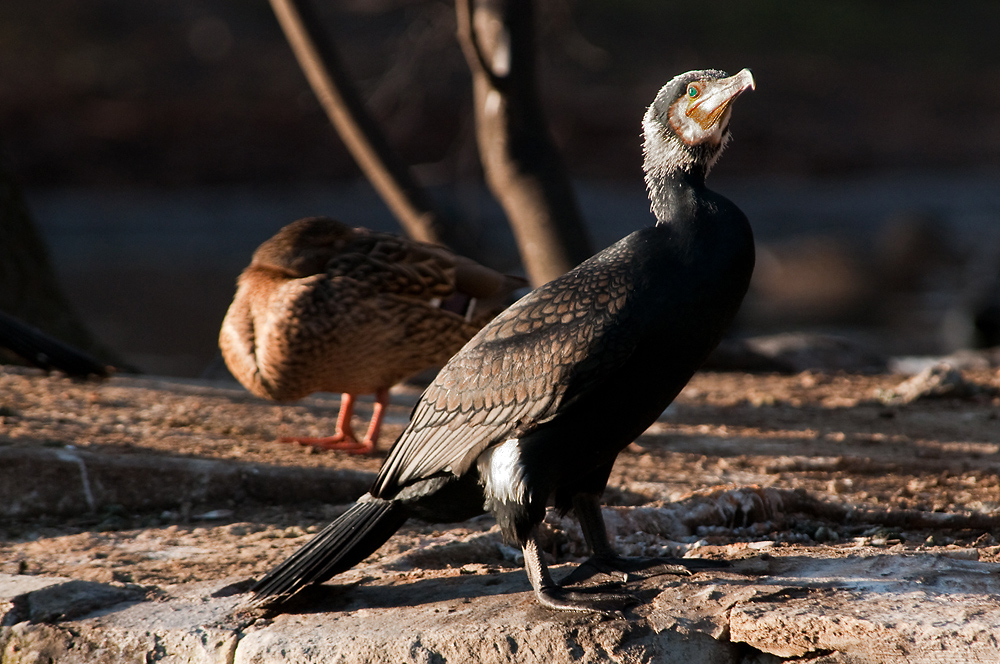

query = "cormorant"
[
  {"left": 219, "top": 217, "right": 524, "bottom": 454},
  {"left": 248, "top": 68, "right": 756, "bottom": 613}
]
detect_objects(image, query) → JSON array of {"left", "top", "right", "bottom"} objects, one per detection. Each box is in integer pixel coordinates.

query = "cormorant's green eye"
[{"left": 687, "top": 85, "right": 699, "bottom": 98}]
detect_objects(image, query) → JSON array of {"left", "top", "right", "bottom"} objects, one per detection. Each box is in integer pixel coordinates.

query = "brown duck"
[{"left": 220, "top": 217, "right": 524, "bottom": 454}]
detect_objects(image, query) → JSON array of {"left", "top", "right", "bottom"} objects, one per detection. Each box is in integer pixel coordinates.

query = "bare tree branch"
[
  {"left": 785, "top": 489, "right": 1000, "bottom": 533},
  {"left": 269, "top": 0, "right": 455, "bottom": 248},
  {"left": 456, "top": 0, "right": 593, "bottom": 286}
]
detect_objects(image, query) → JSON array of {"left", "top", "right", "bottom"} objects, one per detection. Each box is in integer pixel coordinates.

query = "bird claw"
[
  {"left": 561, "top": 555, "right": 720, "bottom": 587},
  {"left": 534, "top": 584, "right": 636, "bottom": 617}
]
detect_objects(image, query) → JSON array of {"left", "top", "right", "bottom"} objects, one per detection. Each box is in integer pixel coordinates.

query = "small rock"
[
  {"left": 813, "top": 526, "right": 839, "bottom": 542},
  {"left": 879, "top": 363, "right": 988, "bottom": 405},
  {"left": 195, "top": 509, "right": 234, "bottom": 521},
  {"left": 939, "top": 547, "right": 980, "bottom": 561},
  {"left": 226, "top": 524, "right": 250, "bottom": 537},
  {"left": 828, "top": 477, "right": 854, "bottom": 494}
]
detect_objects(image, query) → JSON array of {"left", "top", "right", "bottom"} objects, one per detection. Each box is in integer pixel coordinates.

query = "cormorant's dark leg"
[
  {"left": 561, "top": 493, "right": 719, "bottom": 586},
  {"left": 522, "top": 530, "right": 631, "bottom": 616},
  {"left": 575, "top": 492, "right": 621, "bottom": 558}
]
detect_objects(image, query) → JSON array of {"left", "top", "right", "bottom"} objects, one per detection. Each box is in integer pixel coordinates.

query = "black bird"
[
  {"left": 249, "top": 68, "right": 756, "bottom": 614},
  {"left": 0, "top": 310, "right": 109, "bottom": 379}
]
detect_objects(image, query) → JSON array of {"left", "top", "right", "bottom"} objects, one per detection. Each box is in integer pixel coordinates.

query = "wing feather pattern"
[{"left": 371, "top": 233, "right": 651, "bottom": 498}]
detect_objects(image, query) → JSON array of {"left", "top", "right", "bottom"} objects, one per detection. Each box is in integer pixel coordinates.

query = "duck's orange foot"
[{"left": 278, "top": 434, "right": 375, "bottom": 455}]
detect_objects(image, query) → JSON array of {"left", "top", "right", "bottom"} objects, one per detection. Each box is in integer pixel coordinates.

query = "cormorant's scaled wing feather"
[
  {"left": 371, "top": 244, "right": 639, "bottom": 497},
  {"left": 374, "top": 328, "right": 560, "bottom": 494}
]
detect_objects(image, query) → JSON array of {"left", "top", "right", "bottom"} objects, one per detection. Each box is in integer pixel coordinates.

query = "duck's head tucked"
[
  {"left": 251, "top": 217, "right": 355, "bottom": 278},
  {"left": 643, "top": 68, "right": 755, "bottom": 181}
]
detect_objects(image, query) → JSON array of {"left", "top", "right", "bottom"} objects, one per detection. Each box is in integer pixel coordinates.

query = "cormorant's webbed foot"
[
  {"left": 523, "top": 535, "right": 632, "bottom": 616},
  {"left": 560, "top": 554, "right": 723, "bottom": 587},
  {"left": 533, "top": 582, "right": 636, "bottom": 616},
  {"left": 565, "top": 494, "right": 727, "bottom": 587}
]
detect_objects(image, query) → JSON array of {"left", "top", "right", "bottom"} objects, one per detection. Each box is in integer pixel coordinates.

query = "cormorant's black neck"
[{"left": 645, "top": 166, "right": 708, "bottom": 226}]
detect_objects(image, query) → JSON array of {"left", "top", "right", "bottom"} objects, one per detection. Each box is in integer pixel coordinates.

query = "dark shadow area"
[{"left": 268, "top": 567, "right": 529, "bottom": 614}]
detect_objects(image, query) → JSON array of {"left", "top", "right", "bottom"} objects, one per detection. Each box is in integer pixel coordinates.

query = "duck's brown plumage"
[{"left": 219, "top": 217, "right": 524, "bottom": 453}]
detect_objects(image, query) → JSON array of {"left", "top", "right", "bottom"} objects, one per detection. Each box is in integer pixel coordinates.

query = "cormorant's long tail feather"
[
  {"left": 0, "top": 310, "right": 109, "bottom": 378},
  {"left": 249, "top": 495, "right": 407, "bottom": 603}
]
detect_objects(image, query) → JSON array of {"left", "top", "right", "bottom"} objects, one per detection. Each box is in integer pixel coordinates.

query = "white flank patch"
[{"left": 486, "top": 438, "right": 527, "bottom": 505}]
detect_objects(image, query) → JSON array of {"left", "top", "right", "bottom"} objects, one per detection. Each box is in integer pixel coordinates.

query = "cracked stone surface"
[
  {"left": 3, "top": 550, "right": 1000, "bottom": 663},
  {"left": 2, "top": 364, "right": 1000, "bottom": 662}
]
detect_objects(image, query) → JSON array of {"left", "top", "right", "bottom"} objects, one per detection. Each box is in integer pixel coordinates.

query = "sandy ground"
[{"left": 2, "top": 364, "right": 1000, "bottom": 591}]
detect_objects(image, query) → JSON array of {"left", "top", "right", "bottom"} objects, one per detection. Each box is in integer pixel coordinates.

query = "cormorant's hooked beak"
[{"left": 687, "top": 68, "right": 755, "bottom": 132}]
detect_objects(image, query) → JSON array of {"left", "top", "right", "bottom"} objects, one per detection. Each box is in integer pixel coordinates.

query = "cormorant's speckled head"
[{"left": 643, "top": 69, "right": 754, "bottom": 179}]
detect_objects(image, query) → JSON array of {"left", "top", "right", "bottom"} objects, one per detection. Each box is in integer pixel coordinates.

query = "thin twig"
[
  {"left": 268, "top": 0, "right": 447, "bottom": 246},
  {"left": 454, "top": 0, "right": 506, "bottom": 88},
  {"left": 785, "top": 489, "right": 1000, "bottom": 532}
]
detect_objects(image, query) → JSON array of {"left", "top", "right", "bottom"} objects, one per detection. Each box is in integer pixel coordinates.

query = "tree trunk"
[
  {"left": 269, "top": 0, "right": 475, "bottom": 254},
  {"left": 456, "top": 0, "right": 593, "bottom": 286}
]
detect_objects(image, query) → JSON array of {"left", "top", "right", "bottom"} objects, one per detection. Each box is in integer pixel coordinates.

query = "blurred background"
[{"left": 2, "top": 0, "right": 999, "bottom": 377}]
